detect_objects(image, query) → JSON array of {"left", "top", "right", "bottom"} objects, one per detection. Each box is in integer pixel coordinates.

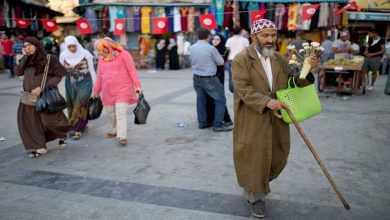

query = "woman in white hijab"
[{"left": 59, "top": 36, "right": 96, "bottom": 140}]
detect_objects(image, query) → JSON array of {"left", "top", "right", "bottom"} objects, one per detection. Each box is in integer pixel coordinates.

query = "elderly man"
[{"left": 232, "top": 19, "right": 318, "bottom": 218}]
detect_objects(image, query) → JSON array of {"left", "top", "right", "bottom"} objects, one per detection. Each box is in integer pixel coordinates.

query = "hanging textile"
[
  {"left": 180, "top": 7, "right": 188, "bottom": 32},
  {"left": 108, "top": 6, "right": 118, "bottom": 32},
  {"left": 173, "top": 7, "right": 181, "bottom": 32},
  {"left": 239, "top": 2, "right": 249, "bottom": 30},
  {"left": 85, "top": 8, "right": 98, "bottom": 33},
  {"left": 223, "top": 1, "right": 233, "bottom": 30},
  {"left": 167, "top": 7, "right": 174, "bottom": 33},
  {"left": 265, "top": 3, "right": 275, "bottom": 22},
  {"left": 287, "top": 3, "right": 298, "bottom": 31},
  {"left": 126, "top": 7, "right": 134, "bottom": 32},
  {"left": 232, "top": 1, "right": 240, "bottom": 29},
  {"left": 134, "top": 7, "right": 141, "bottom": 32},
  {"left": 101, "top": 6, "right": 110, "bottom": 31},
  {"left": 301, "top": 4, "right": 311, "bottom": 30},
  {"left": 318, "top": 3, "right": 328, "bottom": 28},
  {"left": 216, "top": 0, "right": 225, "bottom": 26},
  {"left": 309, "top": 6, "right": 320, "bottom": 30},
  {"left": 141, "top": 7, "right": 152, "bottom": 34},
  {"left": 274, "top": 4, "right": 286, "bottom": 30},
  {"left": 188, "top": 7, "right": 195, "bottom": 32}
]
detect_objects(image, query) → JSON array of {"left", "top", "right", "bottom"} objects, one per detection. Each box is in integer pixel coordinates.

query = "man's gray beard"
[{"left": 255, "top": 43, "right": 276, "bottom": 58}]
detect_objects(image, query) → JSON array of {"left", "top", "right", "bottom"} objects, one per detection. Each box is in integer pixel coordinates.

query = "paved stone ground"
[{"left": 0, "top": 69, "right": 389, "bottom": 220}]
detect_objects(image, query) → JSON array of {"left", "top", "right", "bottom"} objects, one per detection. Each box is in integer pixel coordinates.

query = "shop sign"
[{"left": 348, "top": 11, "right": 390, "bottom": 21}]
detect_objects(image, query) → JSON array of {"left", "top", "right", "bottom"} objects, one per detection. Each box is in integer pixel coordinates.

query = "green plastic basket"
[{"left": 276, "top": 77, "right": 322, "bottom": 124}]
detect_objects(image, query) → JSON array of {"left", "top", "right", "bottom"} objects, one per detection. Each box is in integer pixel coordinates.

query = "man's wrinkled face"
[{"left": 251, "top": 29, "right": 277, "bottom": 58}]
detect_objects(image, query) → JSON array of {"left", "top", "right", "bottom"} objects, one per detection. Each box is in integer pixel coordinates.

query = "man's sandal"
[
  {"left": 106, "top": 133, "right": 117, "bottom": 138},
  {"left": 28, "top": 148, "right": 47, "bottom": 158}
]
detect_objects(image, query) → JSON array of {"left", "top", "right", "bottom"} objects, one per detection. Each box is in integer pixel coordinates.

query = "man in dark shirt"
[{"left": 361, "top": 29, "right": 385, "bottom": 91}]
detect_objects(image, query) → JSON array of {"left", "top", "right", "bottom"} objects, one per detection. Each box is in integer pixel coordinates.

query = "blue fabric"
[
  {"left": 189, "top": 40, "right": 224, "bottom": 76},
  {"left": 85, "top": 8, "right": 98, "bottom": 33},
  {"left": 227, "top": 60, "right": 234, "bottom": 93},
  {"left": 109, "top": 6, "right": 118, "bottom": 32},
  {"left": 193, "top": 76, "right": 226, "bottom": 128}
]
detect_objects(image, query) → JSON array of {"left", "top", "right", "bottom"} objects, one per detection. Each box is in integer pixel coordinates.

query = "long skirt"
[{"left": 65, "top": 77, "right": 92, "bottom": 133}]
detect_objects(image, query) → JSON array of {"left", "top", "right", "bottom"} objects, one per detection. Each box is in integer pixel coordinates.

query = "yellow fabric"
[
  {"left": 341, "top": 11, "right": 348, "bottom": 28},
  {"left": 287, "top": 3, "right": 298, "bottom": 31},
  {"left": 141, "top": 7, "right": 152, "bottom": 34},
  {"left": 95, "top": 37, "right": 124, "bottom": 62}
]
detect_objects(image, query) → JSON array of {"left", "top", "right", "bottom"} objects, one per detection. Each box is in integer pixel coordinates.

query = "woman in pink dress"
[{"left": 93, "top": 37, "right": 142, "bottom": 145}]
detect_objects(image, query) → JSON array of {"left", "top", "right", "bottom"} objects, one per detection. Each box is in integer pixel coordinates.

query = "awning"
[
  {"left": 236, "top": 0, "right": 348, "bottom": 2},
  {"left": 17, "top": 0, "right": 64, "bottom": 16},
  {"left": 348, "top": 11, "right": 390, "bottom": 21}
]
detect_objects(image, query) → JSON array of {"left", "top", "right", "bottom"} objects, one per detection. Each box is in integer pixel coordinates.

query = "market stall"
[{"left": 320, "top": 58, "right": 364, "bottom": 94}]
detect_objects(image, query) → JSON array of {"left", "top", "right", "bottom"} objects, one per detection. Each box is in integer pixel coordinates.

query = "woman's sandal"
[
  {"left": 28, "top": 148, "right": 48, "bottom": 158},
  {"left": 59, "top": 138, "right": 67, "bottom": 149},
  {"left": 119, "top": 139, "right": 128, "bottom": 145}
]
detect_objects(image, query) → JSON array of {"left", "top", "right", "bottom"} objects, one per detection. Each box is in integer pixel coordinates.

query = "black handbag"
[
  {"left": 35, "top": 55, "right": 67, "bottom": 113},
  {"left": 87, "top": 97, "right": 103, "bottom": 120},
  {"left": 41, "top": 84, "right": 67, "bottom": 113},
  {"left": 133, "top": 93, "right": 151, "bottom": 124}
]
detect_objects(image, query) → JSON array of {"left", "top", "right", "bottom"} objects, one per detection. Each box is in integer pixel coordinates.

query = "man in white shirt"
[
  {"left": 332, "top": 30, "right": 352, "bottom": 59},
  {"left": 225, "top": 27, "right": 250, "bottom": 93}
]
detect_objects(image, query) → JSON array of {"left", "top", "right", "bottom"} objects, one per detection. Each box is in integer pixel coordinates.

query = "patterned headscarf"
[
  {"left": 94, "top": 37, "right": 124, "bottom": 61},
  {"left": 250, "top": 19, "right": 277, "bottom": 35}
]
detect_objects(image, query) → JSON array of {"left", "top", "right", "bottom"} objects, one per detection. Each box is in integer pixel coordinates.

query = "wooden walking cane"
[{"left": 284, "top": 107, "right": 351, "bottom": 210}]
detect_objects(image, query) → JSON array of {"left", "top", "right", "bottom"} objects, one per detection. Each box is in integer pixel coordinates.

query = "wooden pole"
[{"left": 285, "top": 108, "right": 351, "bottom": 210}]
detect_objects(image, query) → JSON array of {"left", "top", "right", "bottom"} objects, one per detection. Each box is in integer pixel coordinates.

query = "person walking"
[
  {"left": 225, "top": 27, "right": 250, "bottom": 93},
  {"left": 1, "top": 34, "right": 15, "bottom": 78},
  {"left": 60, "top": 36, "right": 97, "bottom": 140},
  {"left": 232, "top": 19, "right": 318, "bottom": 218},
  {"left": 93, "top": 37, "right": 142, "bottom": 145},
  {"left": 14, "top": 37, "right": 71, "bottom": 158},
  {"left": 189, "top": 28, "right": 232, "bottom": 132},
  {"left": 206, "top": 34, "right": 233, "bottom": 127},
  {"left": 361, "top": 29, "right": 385, "bottom": 91}
]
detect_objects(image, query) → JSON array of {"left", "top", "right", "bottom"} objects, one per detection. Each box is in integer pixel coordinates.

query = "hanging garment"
[
  {"left": 0, "top": 2, "right": 3, "bottom": 26},
  {"left": 247, "top": 2, "right": 259, "bottom": 25},
  {"left": 318, "top": 3, "right": 328, "bottom": 28},
  {"left": 232, "top": 1, "right": 240, "bottom": 29},
  {"left": 216, "top": 0, "right": 224, "bottom": 26},
  {"left": 141, "top": 7, "right": 152, "bottom": 34},
  {"left": 274, "top": 4, "right": 286, "bottom": 30},
  {"left": 239, "top": 2, "right": 249, "bottom": 30},
  {"left": 223, "top": 1, "right": 233, "bottom": 30},
  {"left": 173, "top": 7, "right": 181, "bottom": 32},
  {"left": 126, "top": 7, "right": 134, "bottom": 32},
  {"left": 287, "top": 3, "right": 298, "bottom": 31},
  {"left": 101, "top": 6, "right": 110, "bottom": 31},
  {"left": 329, "top": 3, "right": 337, "bottom": 27},
  {"left": 187, "top": 7, "right": 195, "bottom": 32},
  {"left": 265, "top": 3, "right": 275, "bottom": 22},
  {"left": 134, "top": 7, "right": 141, "bottom": 32},
  {"left": 85, "top": 8, "right": 98, "bottom": 33},
  {"left": 109, "top": 6, "right": 118, "bottom": 32},
  {"left": 180, "top": 7, "right": 188, "bottom": 32},
  {"left": 117, "top": 6, "right": 126, "bottom": 18},
  {"left": 4, "top": 0, "right": 10, "bottom": 27}
]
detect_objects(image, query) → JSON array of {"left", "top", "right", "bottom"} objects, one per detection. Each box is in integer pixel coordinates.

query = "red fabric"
[
  {"left": 153, "top": 17, "right": 168, "bottom": 34},
  {"left": 335, "top": 1, "right": 361, "bottom": 16},
  {"left": 223, "top": 2, "right": 233, "bottom": 29},
  {"left": 15, "top": 18, "right": 31, "bottom": 29},
  {"left": 199, "top": 14, "right": 217, "bottom": 30},
  {"left": 114, "top": 19, "right": 126, "bottom": 35},
  {"left": 250, "top": 10, "right": 266, "bottom": 24},
  {"left": 40, "top": 19, "right": 58, "bottom": 32},
  {"left": 1, "top": 40, "right": 14, "bottom": 55},
  {"left": 76, "top": 19, "right": 93, "bottom": 34},
  {"left": 302, "top": 4, "right": 320, "bottom": 21}
]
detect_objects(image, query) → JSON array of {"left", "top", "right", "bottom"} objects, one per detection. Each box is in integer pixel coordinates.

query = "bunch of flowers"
[{"left": 288, "top": 42, "right": 324, "bottom": 79}]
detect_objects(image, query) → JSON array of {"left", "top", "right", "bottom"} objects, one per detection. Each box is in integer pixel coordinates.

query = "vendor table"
[{"left": 319, "top": 64, "right": 365, "bottom": 94}]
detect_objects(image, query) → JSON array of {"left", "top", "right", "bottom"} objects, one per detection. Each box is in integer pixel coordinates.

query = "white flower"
[
  {"left": 311, "top": 42, "right": 320, "bottom": 48},
  {"left": 302, "top": 42, "right": 309, "bottom": 47},
  {"left": 304, "top": 46, "right": 310, "bottom": 51},
  {"left": 292, "top": 54, "right": 297, "bottom": 60},
  {"left": 299, "top": 49, "right": 305, "bottom": 53}
]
